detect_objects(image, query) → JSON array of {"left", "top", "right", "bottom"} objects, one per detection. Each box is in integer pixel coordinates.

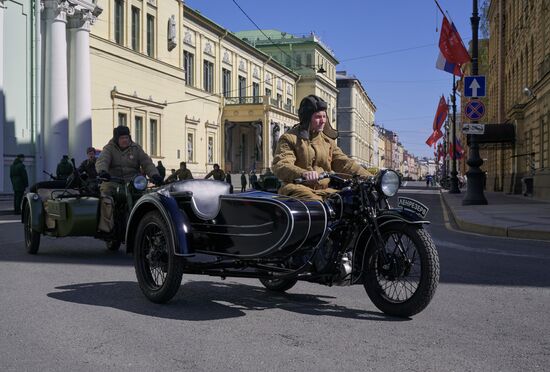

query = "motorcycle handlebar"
[{"left": 293, "top": 172, "right": 330, "bottom": 184}]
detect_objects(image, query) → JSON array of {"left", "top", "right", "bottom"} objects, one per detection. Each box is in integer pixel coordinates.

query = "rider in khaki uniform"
[
  {"left": 95, "top": 126, "right": 163, "bottom": 232},
  {"left": 204, "top": 164, "right": 225, "bottom": 181},
  {"left": 166, "top": 161, "right": 194, "bottom": 182},
  {"left": 272, "top": 95, "right": 372, "bottom": 201}
]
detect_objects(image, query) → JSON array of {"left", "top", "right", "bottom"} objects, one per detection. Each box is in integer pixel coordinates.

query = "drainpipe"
[{"left": 34, "top": 0, "right": 43, "bottom": 182}]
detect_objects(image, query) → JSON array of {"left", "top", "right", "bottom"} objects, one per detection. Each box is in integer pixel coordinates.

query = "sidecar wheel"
[
  {"left": 259, "top": 278, "right": 297, "bottom": 292},
  {"left": 134, "top": 211, "right": 183, "bottom": 303},
  {"left": 23, "top": 203, "right": 40, "bottom": 255},
  {"left": 106, "top": 240, "right": 121, "bottom": 251},
  {"left": 363, "top": 223, "right": 439, "bottom": 318}
]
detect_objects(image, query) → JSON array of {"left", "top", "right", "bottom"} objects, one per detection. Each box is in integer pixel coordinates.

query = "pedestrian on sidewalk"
[
  {"left": 10, "top": 154, "right": 28, "bottom": 215},
  {"left": 156, "top": 160, "right": 166, "bottom": 180},
  {"left": 240, "top": 171, "right": 247, "bottom": 192},
  {"left": 225, "top": 172, "right": 234, "bottom": 194}
]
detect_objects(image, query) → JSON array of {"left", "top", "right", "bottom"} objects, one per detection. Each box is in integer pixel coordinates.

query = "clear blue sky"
[{"left": 186, "top": 0, "right": 476, "bottom": 159}]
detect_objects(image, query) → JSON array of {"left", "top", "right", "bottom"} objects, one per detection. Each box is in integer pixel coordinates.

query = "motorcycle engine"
[{"left": 334, "top": 251, "right": 353, "bottom": 286}]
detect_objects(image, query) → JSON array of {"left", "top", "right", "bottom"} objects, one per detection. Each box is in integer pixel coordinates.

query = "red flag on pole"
[
  {"left": 426, "top": 96, "right": 448, "bottom": 147},
  {"left": 436, "top": 17, "right": 470, "bottom": 76}
]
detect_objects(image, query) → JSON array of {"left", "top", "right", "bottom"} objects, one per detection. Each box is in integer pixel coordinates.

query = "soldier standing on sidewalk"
[{"left": 10, "top": 154, "right": 28, "bottom": 214}]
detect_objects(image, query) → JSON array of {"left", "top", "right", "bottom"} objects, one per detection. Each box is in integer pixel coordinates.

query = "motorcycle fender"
[
  {"left": 376, "top": 209, "right": 430, "bottom": 226},
  {"left": 125, "top": 192, "right": 193, "bottom": 256},
  {"left": 353, "top": 209, "right": 429, "bottom": 263},
  {"left": 22, "top": 193, "right": 44, "bottom": 233}
]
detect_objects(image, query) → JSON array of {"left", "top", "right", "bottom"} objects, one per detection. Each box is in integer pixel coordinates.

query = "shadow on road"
[{"left": 47, "top": 280, "right": 406, "bottom": 322}]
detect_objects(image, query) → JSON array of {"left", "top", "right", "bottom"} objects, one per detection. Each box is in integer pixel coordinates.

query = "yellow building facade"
[
  {"left": 486, "top": 0, "right": 550, "bottom": 199},
  {"left": 90, "top": 1, "right": 300, "bottom": 176}
]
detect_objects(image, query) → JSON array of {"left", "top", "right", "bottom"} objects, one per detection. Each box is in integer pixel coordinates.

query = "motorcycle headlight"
[
  {"left": 133, "top": 175, "right": 148, "bottom": 191},
  {"left": 377, "top": 170, "right": 400, "bottom": 197}
]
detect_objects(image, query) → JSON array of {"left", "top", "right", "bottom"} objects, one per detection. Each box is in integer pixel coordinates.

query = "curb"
[{"left": 439, "top": 191, "right": 550, "bottom": 241}]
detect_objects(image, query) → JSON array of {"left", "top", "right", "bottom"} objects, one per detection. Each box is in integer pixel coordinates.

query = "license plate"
[{"left": 397, "top": 197, "right": 429, "bottom": 218}]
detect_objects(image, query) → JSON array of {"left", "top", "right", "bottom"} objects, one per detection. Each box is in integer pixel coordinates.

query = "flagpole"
[
  {"left": 449, "top": 74, "right": 460, "bottom": 193},
  {"left": 434, "top": 0, "right": 445, "bottom": 17},
  {"left": 462, "top": 0, "right": 488, "bottom": 205}
]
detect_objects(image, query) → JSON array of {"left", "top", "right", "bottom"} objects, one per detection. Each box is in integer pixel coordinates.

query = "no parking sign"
[{"left": 465, "top": 100, "right": 485, "bottom": 121}]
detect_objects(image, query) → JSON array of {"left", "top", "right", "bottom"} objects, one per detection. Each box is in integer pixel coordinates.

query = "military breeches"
[{"left": 278, "top": 183, "right": 337, "bottom": 202}]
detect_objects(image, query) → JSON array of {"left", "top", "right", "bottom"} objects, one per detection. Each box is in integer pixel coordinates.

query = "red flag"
[
  {"left": 449, "top": 138, "right": 465, "bottom": 159},
  {"left": 426, "top": 130, "right": 443, "bottom": 147},
  {"left": 426, "top": 96, "right": 448, "bottom": 147},
  {"left": 439, "top": 17, "right": 470, "bottom": 67},
  {"left": 433, "top": 96, "right": 448, "bottom": 131}
]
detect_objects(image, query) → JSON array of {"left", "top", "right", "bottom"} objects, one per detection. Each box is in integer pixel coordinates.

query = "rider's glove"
[
  {"left": 98, "top": 170, "right": 111, "bottom": 181},
  {"left": 151, "top": 174, "right": 164, "bottom": 186}
]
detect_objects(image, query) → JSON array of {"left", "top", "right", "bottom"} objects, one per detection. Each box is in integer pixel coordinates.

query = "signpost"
[
  {"left": 462, "top": 123, "right": 485, "bottom": 135},
  {"left": 464, "top": 75, "right": 486, "bottom": 97}
]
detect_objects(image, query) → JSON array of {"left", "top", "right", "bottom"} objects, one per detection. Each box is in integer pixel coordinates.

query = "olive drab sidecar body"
[
  {"left": 23, "top": 183, "right": 100, "bottom": 238},
  {"left": 125, "top": 179, "right": 328, "bottom": 258}
]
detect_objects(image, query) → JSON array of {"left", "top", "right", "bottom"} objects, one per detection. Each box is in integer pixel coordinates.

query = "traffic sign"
[
  {"left": 465, "top": 99, "right": 485, "bottom": 120},
  {"left": 462, "top": 123, "right": 485, "bottom": 135},
  {"left": 464, "top": 75, "right": 486, "bottom": 97}
]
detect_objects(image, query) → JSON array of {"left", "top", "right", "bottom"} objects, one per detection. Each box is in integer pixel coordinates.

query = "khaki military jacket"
[
  {"left": 96, "top": 139, "right": 159, "bottom": 181},
  {"left": 205, "top": 169, "right": 225, "bottom": 181},
  {"left": 272, "top": 126, "right": 371, "bottom": 189},
  {"left": 167, "top": 168, "right": 194, "bottom": 182}
]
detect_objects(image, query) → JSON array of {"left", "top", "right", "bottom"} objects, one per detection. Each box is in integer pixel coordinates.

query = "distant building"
[{"left": 336, "top": 71, "right": 377, "bottom": 166}]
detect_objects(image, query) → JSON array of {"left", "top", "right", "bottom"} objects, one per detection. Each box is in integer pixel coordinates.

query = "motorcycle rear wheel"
[
  {"left": 364, "top": 223, "right": 439, "bottom": 318},
  {"left": 23, "top": 203, "right": 40, "bottom": 254},
  {"left": 134, "top": 211, "right": 183, "bottom": 303},
  {"left": 259, "top": 278, "right": 297, "bottom": 292}
]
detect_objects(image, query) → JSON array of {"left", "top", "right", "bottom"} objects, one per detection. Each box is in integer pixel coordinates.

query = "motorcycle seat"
[{"left": 168, "top": 180, "right": 230, "bottom": 220}]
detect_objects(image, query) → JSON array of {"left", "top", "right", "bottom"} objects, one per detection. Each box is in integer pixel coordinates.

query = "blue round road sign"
[{"left": 465, "top": 100, "right": 485, "bottom": 120}]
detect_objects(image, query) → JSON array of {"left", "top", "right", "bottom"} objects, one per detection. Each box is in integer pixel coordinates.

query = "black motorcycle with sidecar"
[{"left": 127, "top": 169, "right": 439, "bottom": 317}]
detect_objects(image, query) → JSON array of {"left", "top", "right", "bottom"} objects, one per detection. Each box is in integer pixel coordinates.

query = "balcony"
[{"left": 224, "top": 96, "right": 295, "bottom": 115}]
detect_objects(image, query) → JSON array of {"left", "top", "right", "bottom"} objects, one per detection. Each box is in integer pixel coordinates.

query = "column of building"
[{"left": 41, "top": 0, "right": 100, "bottom": 176}]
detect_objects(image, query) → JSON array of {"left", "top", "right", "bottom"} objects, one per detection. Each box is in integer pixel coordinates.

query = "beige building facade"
[
  {"left": 90, "top": 1, "right": 299, "bottom": 176},
  {"left": 485, "top": 0, "right": 550, "bottom": 199},
  {"left": 336, "top": 71, "right": 377, "bottom": 166}
]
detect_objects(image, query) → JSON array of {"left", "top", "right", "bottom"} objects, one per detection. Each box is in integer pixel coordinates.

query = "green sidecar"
[{"left": 21, "top": 176, "right": 149, "bottom": 254}]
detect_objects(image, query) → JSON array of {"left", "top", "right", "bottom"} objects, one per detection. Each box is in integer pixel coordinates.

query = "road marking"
[{"left": 0, "top": 220, "right": 20, "bottom": 224}]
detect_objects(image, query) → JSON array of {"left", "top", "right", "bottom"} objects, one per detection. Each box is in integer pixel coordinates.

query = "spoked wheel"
[
  {"left": 364, "top": 223, "right": 439, "bottom": 317},
  {"left": 23, "top": 203, "right": 40, "bottom": 254},
  {"left": 259, "top": 277, "right": 297, "bottom": 292},
  {"left": 134, "top": 211, "right": 183, "bottom": 303}
]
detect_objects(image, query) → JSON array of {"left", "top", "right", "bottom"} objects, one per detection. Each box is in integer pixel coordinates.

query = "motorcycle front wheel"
[
  {"left": 134, "top": 211, "right": 183, "bottom": 303},
  {"left": 363, "top": 223, "right": 439, "bottom": 318}
]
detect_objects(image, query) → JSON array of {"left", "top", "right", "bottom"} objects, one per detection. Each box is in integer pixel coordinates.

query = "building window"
[
  {"left": 134, "top": 116, "right": 144, "bottom": 146},
  {"left": 265, "top": 88, "right": 271, "bottom": 98},
  {"left": 131, "top": 6, "right": 140, "bottom": 52},
  {"left": 276, "top": 93, "right": 282, "bottom": 102},
  {"left": 114, "top": 0, "right": 124, "bottom": 45},
  {"left": 118, "top": 113, "right": 127, "bottom": 127},
  {"left": 222, "top": 68, "right": 231, "bottom": 97},
  {"left": 252, "top": 82, "right": 260, "bottom": 103},
  {"left": 306, "top": 53, "right": 312, "bottom": 67},
  {"left": 150, "top": 119, "right": 159, "bottom": 156},
  {"left": 207, "top": 136, "right": 214, "bottom": 164},
  {"left": 184, "top": 51, "right": 194, "bottom": 86},
  {"left": 238, "top": 76, "right": 246, "bottom": 102},
  {"left": 146, "top": 14, "right": 155, "bottom": 57},
  {"left": 203, "top": 60, "right": 214, "bottom": 93},
  {"left": 187, "top": 132, "right": 194, "bottom": 162}
]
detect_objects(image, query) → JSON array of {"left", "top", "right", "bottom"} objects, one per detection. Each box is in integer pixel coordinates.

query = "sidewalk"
[{"left": 440, "top": 189, "right": 550, "bottom": 241}]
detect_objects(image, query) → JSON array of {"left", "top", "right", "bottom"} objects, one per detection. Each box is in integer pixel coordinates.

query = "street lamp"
[{"left": 463, "top": 0, "right": 488, "bottom": 205}]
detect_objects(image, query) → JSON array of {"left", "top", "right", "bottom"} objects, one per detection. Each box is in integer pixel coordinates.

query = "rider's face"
[
  {"left": 87, "top": 150, "right": 95, "bottom": 160},
  {"left": 310, "top": 111, "right": 327, "bottom": 133},
  {"left": 118, "top": 135, "right": 130, "bottom": 149}
]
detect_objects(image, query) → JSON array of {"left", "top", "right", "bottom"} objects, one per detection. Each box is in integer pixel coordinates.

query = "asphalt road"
[{"left": 1, "top": 183, "right": 549, "bottom": 371}]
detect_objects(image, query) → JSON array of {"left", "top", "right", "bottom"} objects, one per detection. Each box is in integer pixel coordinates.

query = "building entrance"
[{"left": 224, "top": 121, "right": 263, "bottom": 173}]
